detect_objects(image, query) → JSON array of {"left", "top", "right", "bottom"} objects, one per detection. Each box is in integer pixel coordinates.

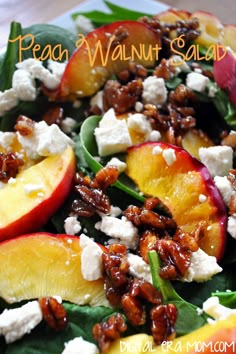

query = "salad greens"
[{"left": 0, "top": 1, "right": 236, "bottom": 353}]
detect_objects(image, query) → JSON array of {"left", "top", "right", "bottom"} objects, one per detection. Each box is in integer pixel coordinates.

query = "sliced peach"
[
  {"left": 0, "top": 233, "right": 108, "bottom": 306},
  {"left": 56, "top": 21, "right": 161, "bottom": 99},
  {"left": 0, "top": 146, "right": 76, "bottom": 241},
  {"left": 182, "top": 129, "right": 214, "bottom": 158},
  {"left": 222, "top": 25, "right": 236, "bottom": 53},
  {"left": 126, "top": 142, "right": 227, "bottom": 260},
  {"left": 190, "top": 11, "right": 224, "bottom": 47}
]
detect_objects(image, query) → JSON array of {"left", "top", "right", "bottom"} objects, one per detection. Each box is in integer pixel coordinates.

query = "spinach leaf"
[
  {"left": 148, "top": 250, "right": 207, "bottom": 336},
  {"left": 71, "top": 0, "right": 151, "bottom": 26},
  {"left": 6, "top": 304, "right": 115, "bottom": 354},
  {"left": 22, "top": 24, "right": 77, "bottom": 61},
  {"left": 0, "top": 22, "right": 25, "bottom": 92},
  {"left": 212, "top": 291, "right": 236, "bottom": 308}
]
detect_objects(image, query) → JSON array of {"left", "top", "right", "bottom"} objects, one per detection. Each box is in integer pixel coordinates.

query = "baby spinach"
[
  {"left": 71, "top": 0, "right": 151, "bottom": 26},
  {"left": 148, "top": 250, "right": 208, "bottom": 336},
  {"left": 212, "top": 291, "right": 236, "bottom": 308}
]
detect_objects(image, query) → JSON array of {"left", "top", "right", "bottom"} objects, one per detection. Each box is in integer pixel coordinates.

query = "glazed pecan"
[
  {"left": 39, "top": 297, "right": 68, "bottom": 331},
  {"left": 139, "top": 230, "right": 159, "bottom": 263},
  {"left": 42, "top": 105, "right": 64, "bottom": 126},
  {"left": 169, "top": 84, "right": 196, "bottom": 106},
  {"left": 93, "top": 313, "right": 127, "bottom": 353},
  {"left": 102, "top": 244, "right": 130, "bottom": 306},
  {"left": 121, "top": 294, "right": 146, "bottom": 326},
  {"left": 173, "top": 229, "right": 199, "bottom": 252},
  {"left": 150, "top": 304, "right": 178, "bottom": 345},
  {"left": 74, "top": 184, "right": 110, "bottom": 214},
  {"left": 118, "top": 62, "right": 148, "bottom": 84},
  {"left": 0, "top": 152, "right": 24, "bottom": 182},
  {"left": 157, "top": 239, "right": 191, "bottom": 280},
  {"left": 14, "top": 115, "right": 35, "bottom": 136},
  {"left": 94, "top": 165, "right": 119, "bottom": 190},
  {"left": 108, "top": 25, "right": 129, "bottom": 48},
  {"left": 153, "top": 59, "right": 176, "bottom": 80},
  {"left": 103, "top": 79, "right": 143, "bottom": 113},
  {"left": 129, "top": 278, "right": 162, "bottom": 305}
]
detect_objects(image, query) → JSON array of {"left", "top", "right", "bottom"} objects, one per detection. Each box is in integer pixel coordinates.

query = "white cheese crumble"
[
  {"left": 135, "top": 101, "right": 144, "bottom": 112},
  {"left": 95, "top": 216, "right": 139, "bottom": 250},
  {"left": 80, "top": 234, "right": 103, "bottom": 281},
  {"left": 186, "top": 72, "right": 210, "bottom": 93},
  {"left": 142, "top": 76, "right": 167, "bottom": 106},
  {"left": 62, "top": 336, "right": 99, "bottom": 354},
  {"left": 64, "top": 216, "right": 82, "bottom": 235},
  {"left": 61, "top": 117, "right": 77, "bottom": 134},
  {"left": 127, "top": 113, "right": 152, "bottom": 140},
  {"left": 0, "top": 132, "right": 15, "bottom": 150},
  {"left": 0, "top": 301, "right": 43, "bottom": 343},
  {"left": 214, "top": 175, "right": 236, "bottom": 206},
  {"left": 106, "top": 157, "right": 127, "bottom": 173},
  {"left": 199, "top": 194, "right": 207, "bottom": 203},
  {"left": 109, "top": 205, "right": 122, "bottom": 217},
  {"left": 0, "top": 89, "right": 18, "bottom": 116},
  {"left": 17, "top": 120, "right": 74, "bottom": 159},
  {"left": 149, "top": 130, "right": 161, "bottom": 142},
  {"left": 74, "top": 14, "right": 95, "bottom": 34},
  {"left": 12, "top": 69, "right": 37, "bottom": 101},
  {"left": 162, "top": 148, "right": 176, "bottom": 166},
  {"left": 127, "top": 253, "right": 152, "bottom": 283},
  {"left": 90, "top": 90, "right": 104, "bottom": 112},
  {"left": 227, "top": 215, "right": 236, "bottom": 239},
  {"left": 199, "top": 146, "right": 233, "bottom": 177},
  {"left": 169, "top": 55, "right": 190, "bottom": 73},
  {"left": 182, "top": 248, "right": 222, "bottom": 282},
  {"left": 203, "top": 296, "right": 236, "bottom": 322},
  {"left": 152, "top": 145, "right": 163, "bottom": 155},
  {"left": 94, "top": 108, "right": 132, "bottom": 156}
]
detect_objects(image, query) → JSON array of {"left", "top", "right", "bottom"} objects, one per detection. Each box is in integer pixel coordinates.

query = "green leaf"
[
  {"left": 71, "top": 0, "right": 151, "bottom": 25},
  {"left": 212, "top": 291, "right": 236, "bottom": 309},
  {"left": 148, "top": 250, "right": 207, "bottom": 336},
  {"left": 0, "top": 22, "right": 23, "bottom": 91}
]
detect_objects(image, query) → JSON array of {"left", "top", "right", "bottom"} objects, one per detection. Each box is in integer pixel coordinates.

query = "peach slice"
[
  {"left": 126, "top": 142, "right": 227, "bottom": 260},
  {"left": 0, "top": 146, "right": 76, "bottom": 241},
  {"left": 56, "top": 20, "right": 161, "bottom": 99},
  {"left": 182, "top": 129, "right": 214, "bottom": 159},
  {"left": 0, "top": 233, "right": 108, "bottom": 306},
  {"left": 156, "top": 9, "right": 191, "bottom": 23},
  {"left": 190, "top": 11, "right": 224, "bottom": 47},
  {"left": 222, "top": 25, "right": 236, "bottom": 53}
]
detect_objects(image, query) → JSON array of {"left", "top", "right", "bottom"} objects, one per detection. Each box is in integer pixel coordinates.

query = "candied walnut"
[
  {"left": 0, "top": 152, "right": 24, "bottom": 182},
  {"left": 150, "top": 304, "right": 178, "bottom": 345},
  {"left": 157, "top": 239, "right": 191, "bottom": 280},
  {"left": 221, "top": 132, "right": 236, "bottom": 149},
  {"left": 139, "top": 230, "right": 159, "bottom": 263},
  {"left": 42, "top": 106, "right": 64, "bottom": 126},
  {"left": 229, "top": 195, "right": 236, "bottom": 215},
  {"left": 103, "top": 79, "right": 143, "bottom": 113},
  {"left": 71, "top": 198, "right": 96, "bottom": 217},
  {"left": 39, "top": 297, "right": 68, "bottom": 331},
  {"left": 118, "top": 62, "right": 147, "bottom": 83},
  {"left": 169, "top": 84, "right": 196, "bottom": 106},
  {"left": 121, "top": 294, "right": 146, "bottom": 326},
  {"left": 108, "top": 25, "right": 129, "bottom": 48},
  {"left": 173, "top": 229, "right": 199, "bottom": 252},
  {"left": 102, "top": 244, "right": 130, "bottom": 306},
  {"left": 94, "top": 165, "right": 119, "bottom": 190},
  {"left": 74, "top": 185, "right": 110, "bottom": 214},
  {"left": 93, "top": 313, "right": 127, "bottom": 353},
  {"left": 153, "top": 59, "right": 176, "bottom": 80},
  {"left": 129, "top": 278, "right": 162, "bottom": 305},
  {"left": 227, "top": 169, "right": 236, "bottom": 190},
  {"left": 123, "top": 205, "right": 142, "bottom": 226},
  {"left": 14, "top": 115, "right": 35, "bottom": 136}
]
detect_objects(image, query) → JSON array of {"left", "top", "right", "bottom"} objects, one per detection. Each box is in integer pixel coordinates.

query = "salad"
[{"left": 0, "top": 1, "right": 236, "bottom": 353}]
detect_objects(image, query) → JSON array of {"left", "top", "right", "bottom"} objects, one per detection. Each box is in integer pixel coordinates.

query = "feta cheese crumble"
[
  {"left": 162, "top": 148, "right": 176, "bottom": 166},
  {"left": 199, "top": 146, "right": 233, "bottom": 177},
  {"left": 94, "top": 108, "right": 132, "bottom": 156},
  {"left": 227, "top": 215, "right": 236, "bottom": 239},
  {"left": 127, "top": 113, "right": 152, "bottom": 140},
  {"left": 127, "top": 253, "right": 152, "bottom": 283},
  {"left": 12, "top": 69, "right": 37, "bottom": 101},
  {"left": 62, "top": 336, "right": 99, "bottom": 354},
  {"left": 95, "top": 216, "right": 139, "bottom": 249},
  {"left": 64, "top": 216, "right": 82, "bottom": 235},
  {"left": 24, "top": 183, "right": 45, "bottom": 196},
  {"left": 80, "top": 234, "right": 103, "bottom": 281},
  {"left": 0, "top": 89, "right": 18, "bottom": 116},
  {"left": 186, "top": 72, "right": 209, "bottom": 93},
  {"left": 74, "top": 14, "right": 95, "bottom": 34},
  {"left": 142, "top": 76, "right": 167, "bottom": 106},
  {"left": 214, "top": 175, "right": 235, "bottom": 205},
  {"left": 0, "top": 301, "right": 43, "bottom": 343},
  {"left": 182, "top": 248, "right": 222, "bottom": 282},
  {"left": 17, "top": 120, "right": 74, "bottom": 159},
  {"left": 203, "top": 296, "right": 236, "bottom": 322},
  {"left": 106, "top": 157, "right": 127, "bottom": 173}
]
